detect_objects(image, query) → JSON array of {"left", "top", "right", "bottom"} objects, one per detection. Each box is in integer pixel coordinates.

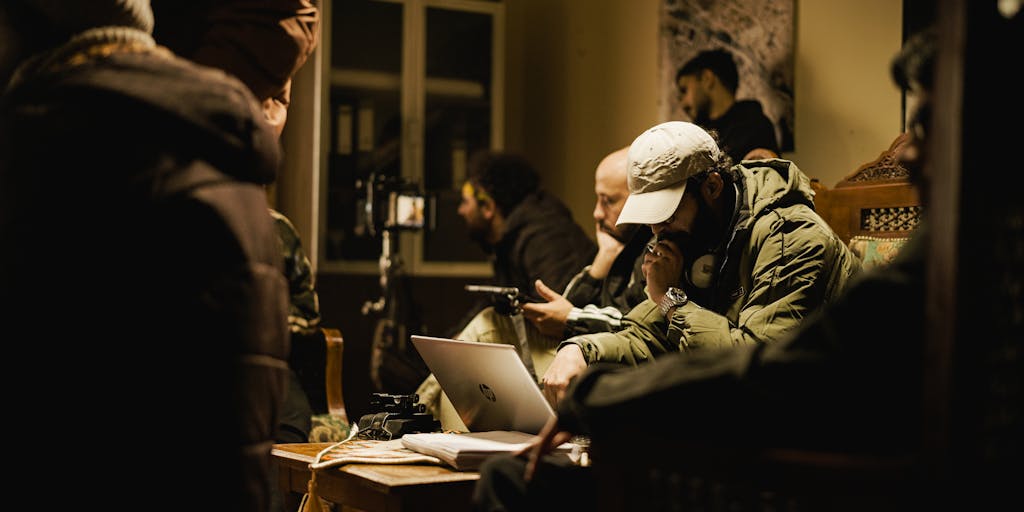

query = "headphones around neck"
[{"left": 688, "top": 253, "right": 718, "bottom": 289}]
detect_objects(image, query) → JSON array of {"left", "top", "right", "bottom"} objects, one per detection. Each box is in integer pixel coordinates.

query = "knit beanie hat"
[
  {"left": 25, "top": 0, "right": 154, "bottom": 37},
  {"left": 2, "top": 0, "right": 156, "bottom": 91}
]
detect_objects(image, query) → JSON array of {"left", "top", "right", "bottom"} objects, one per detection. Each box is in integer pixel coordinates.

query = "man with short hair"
[
  {"left": 676, "top": 48, "right": 780, "bottom": 162},
  {"left": 540, "top": 121, "right": 860, "bottom": 406},
  {"left": 521, "top": 147, "right": 651, "bottom": 340},
  {"left": 456, "top": 151, "right": 596, "bottom": 305}
]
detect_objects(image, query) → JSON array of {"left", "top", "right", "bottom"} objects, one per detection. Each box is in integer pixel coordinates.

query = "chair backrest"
[
  {"left": 322, "top": 327, "right": 349, "bottom": 423},
  {"left": 812, "top": 133, "right": 921, "bottom": 268}
]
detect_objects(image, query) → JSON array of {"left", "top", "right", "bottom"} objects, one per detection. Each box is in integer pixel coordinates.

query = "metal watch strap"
[{"left": 659, "top": 287, "right": 688, "bottom": 317}]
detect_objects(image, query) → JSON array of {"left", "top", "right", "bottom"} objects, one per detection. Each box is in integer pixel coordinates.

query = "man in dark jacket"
[
  {"left": 676, "top": 48, "right": 780, "bottom": 162},
  {"left": 459, "top": 151, "right": 597, "bottom": 300},
  {"left": 0, "top": 1, "right": 289, "bottom": 510},
  {"left": 415, "top": 151, "right": 596, "bottom": 428}
]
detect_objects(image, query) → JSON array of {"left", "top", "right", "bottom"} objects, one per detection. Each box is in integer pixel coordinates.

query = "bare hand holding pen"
[{"left": 517, "top": 416, "right": 574, "bottom": 482}]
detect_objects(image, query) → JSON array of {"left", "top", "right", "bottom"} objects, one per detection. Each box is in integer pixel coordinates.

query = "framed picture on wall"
[{"left": 659, "top": 0, "right": 795, "bottom": 153}]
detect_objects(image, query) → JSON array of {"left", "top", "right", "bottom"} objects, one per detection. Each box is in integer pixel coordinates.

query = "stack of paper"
[{"left": 400, "top": 431, "right": 575, "bottom": 471}]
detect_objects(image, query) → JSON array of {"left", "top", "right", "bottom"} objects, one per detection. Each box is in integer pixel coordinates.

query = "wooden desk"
[{"left": 273, "top": 443, "right": 480, "bottom": 512}]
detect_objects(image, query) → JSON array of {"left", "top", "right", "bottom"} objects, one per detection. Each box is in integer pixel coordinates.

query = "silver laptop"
[{"left": 410, "top": 335, "right": 555, "bottom": 434}]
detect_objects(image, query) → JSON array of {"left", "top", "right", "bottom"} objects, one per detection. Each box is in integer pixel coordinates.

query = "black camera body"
[
  {"left": 356, "top": 393, "right": 440, "bottom": 440},
  {"left": 464, "top": 284, "right": 533, "bottom": 316},
  {"left": 355, "top": 173, "right": 435, "bottom": 237}
]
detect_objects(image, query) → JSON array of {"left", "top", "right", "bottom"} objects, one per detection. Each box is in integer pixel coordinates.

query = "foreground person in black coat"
[{"left": 1, "top": 2, "right": 290, "bottom": 510}]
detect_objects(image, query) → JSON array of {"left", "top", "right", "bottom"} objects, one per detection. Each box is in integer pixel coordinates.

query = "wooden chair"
[
  {"left": 308, "top": 327, "right": 352, "bottom": 442},
  {"left": 322, "top": 328, "right": 349, "bottom": 422},
  {"left": 812, "top": 133, "right": 921, "bottom": 268}
]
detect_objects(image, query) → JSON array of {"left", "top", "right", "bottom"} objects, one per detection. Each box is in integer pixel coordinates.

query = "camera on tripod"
[
  {"left": 356, "top": 393, "right": 440, "bottom": 440},
  {"left": 355, "top": 173, "right": 436, "bottom": 237}
]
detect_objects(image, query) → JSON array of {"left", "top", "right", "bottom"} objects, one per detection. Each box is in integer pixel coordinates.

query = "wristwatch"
[{"left": 659, "top": 287, "right": 688, "bottom": 317}]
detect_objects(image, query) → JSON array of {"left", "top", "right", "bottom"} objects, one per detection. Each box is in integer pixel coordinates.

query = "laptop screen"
[{"left": 411, "top": 335, "right": 555, "bottom": 434}]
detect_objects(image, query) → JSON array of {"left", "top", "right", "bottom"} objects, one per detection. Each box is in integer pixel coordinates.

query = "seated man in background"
[
  {"left": 676, "top": 48, "right": 780, "bottom": 162},
  {"left": 473, "top": 29, "right": 939, "bottom": 512},
  {"left": 520, "top": 147, "right": 651, "bottom": 341},
  {"left": 541, "top": 120, "right": 860, "bottom": 406},
  {"left": 415, "top": 151, "right": 597, "bottom": 424}
]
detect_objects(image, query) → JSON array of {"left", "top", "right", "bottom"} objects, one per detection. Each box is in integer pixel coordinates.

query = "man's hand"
[
  {"left": 521, "top": 279, "right": 573, "bottom": 337},
  {"left": 517, "top": 415, "right": 574, "bottom": 482},
  {"left": 588, "top": 223, "right": 625, "bottom": 279},
  {"left": 540, "top": 344, "right": 588, "bottom": 407},
  {"left": 642, "top": 238, "right": 683, "bottom": 305}
]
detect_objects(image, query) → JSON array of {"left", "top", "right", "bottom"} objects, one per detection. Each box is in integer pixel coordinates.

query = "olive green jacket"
[{"left": 563, "top": 160, "right": 860, "bottom": 365}]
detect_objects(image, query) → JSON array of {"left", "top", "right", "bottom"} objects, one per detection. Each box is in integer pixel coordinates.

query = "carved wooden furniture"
[
  {"left": 323, "top": 327, "right": 349, "bottom": 422},
  {"left": 811, "top": 134, "right": 921, "bottom": 268},
  {"left": 308, "top": 327, "right": 353, "bottom": 442},
  {"left": 811, "top": 133, "right": 920, "bottom": 245}
]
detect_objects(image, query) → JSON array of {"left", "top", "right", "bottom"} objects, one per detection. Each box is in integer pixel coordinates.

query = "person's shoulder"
[
  {"left": 727, "top": 100, "right": 776, "bottom": 133},
  {"left": 730, "top": 99, "right": 768, "bottom": 117}
]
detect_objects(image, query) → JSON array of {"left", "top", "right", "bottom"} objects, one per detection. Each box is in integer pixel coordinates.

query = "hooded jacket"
[
  {"left": 562, "top": 159, "right": 860, "bottom": 365},
  {"left": 151, "top": 0, "right": 320, "bottom": 103},
  {"left": 0, "top": 30, "right": 288, "bottom": 511}
]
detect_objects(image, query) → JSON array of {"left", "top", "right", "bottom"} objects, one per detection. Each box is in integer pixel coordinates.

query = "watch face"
[{"left": 660, "top": 287, "right": 688, "bottom": 316}]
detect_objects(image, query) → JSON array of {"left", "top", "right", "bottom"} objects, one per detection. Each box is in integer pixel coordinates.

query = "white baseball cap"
[{"left": 616, "top": 121, "right": 722, "bottom": 226}]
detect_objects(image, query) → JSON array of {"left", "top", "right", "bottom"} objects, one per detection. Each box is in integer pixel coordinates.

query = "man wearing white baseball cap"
[{"left": 540, "top": 120, "right": 861, "bottom": 406}]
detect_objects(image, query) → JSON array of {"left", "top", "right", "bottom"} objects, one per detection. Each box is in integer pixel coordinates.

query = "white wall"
[
  {"left": 791, "top": 0, "right": 905, "bottom": 185},
  {"left": 506, "top": 0, "right": 661, "bottom": 234},
  {"left": 506, "top": 0, "right": 904, "bottom": 235}
]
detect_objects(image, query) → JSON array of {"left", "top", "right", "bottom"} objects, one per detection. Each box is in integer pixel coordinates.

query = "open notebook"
[{"left": 410, "top": 335, "right": 555, "bottom": 434}]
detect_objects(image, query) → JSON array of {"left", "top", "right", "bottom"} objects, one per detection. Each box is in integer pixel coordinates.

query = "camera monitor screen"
[{"left": 389, "top": 193, "right": 425, "bottom": 229}]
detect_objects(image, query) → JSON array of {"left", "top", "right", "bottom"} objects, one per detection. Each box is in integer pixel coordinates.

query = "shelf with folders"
[
  {"left": 331, "top": 68, "right": 486, "bottom": 99},
  {"left": 318, "top": 0, "right": 503, "bottom": 277}
]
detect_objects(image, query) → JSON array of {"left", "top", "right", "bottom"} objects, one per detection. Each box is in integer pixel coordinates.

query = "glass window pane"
[
  {"left": 423, "top": 7, "right": 493, "bottom": 263},
  {"left": 325, "top": 0, "right": 403, "bottom": 262}
]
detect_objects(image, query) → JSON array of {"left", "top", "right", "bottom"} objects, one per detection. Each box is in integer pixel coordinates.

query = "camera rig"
[
  {"left": 358, "top": 172, "right": 435, "bottom": 315},
  {"left": 463, "top": 284, "right": 538, "bottom": 380},
  {"left": 464, "top": 284, "right": 532, "bottom": 316},
  {"left": 356, "top": 393, "right": 440, "bottom": 440},
  {"left": 355, "top": 173, "right": 435, "bottom": 239}
]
